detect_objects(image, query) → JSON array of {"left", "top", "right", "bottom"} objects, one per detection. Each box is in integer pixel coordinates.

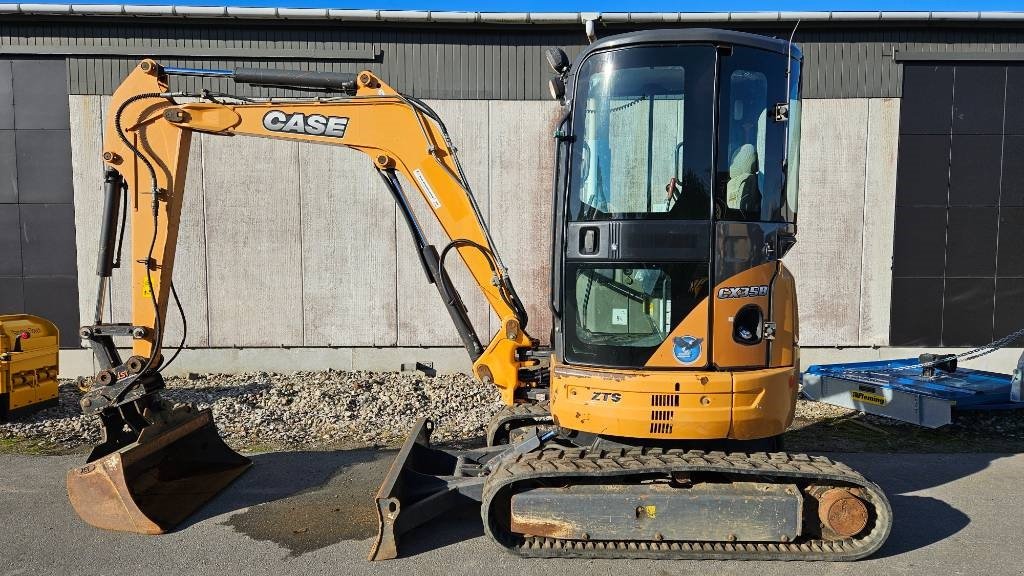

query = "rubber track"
[
  {"left": 485, "top": 401, "right": 551, "bottom": 446},
  {"left": 481, "top": 448, "right": 892, "bottom": 561}
]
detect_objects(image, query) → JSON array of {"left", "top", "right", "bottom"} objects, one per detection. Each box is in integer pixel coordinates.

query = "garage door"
[{"left": 891, "top": 62, "right": 1024, "bottom": 347}]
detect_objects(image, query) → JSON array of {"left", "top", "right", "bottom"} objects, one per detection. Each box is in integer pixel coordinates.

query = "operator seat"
[{"left": 726, "top": 143, "right": 761, "bottom": 216}]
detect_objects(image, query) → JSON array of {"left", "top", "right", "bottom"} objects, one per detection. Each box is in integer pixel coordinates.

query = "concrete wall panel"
[
  {"left": 99, "top": 94, "right": 133, "bottom": 327},
  {"left": 74, "top": 95, "right": 209, "bottom": 350},
  {"left": 786, "top": 98, "right": 869, "bottom": 346},
  {"left": 396, "top": 100, "right": 491, "bottom": 346},
  {"left": 69, "top": 96, "right": 900, "bottom": 358},
  {"left": 299, "top": 143, "right": 397, "bottom": 346},
  {"left": 161, "top": 135, "right": 210, "bottom": 348},
  {"left": 202, "top": 135, "right": 303, "bottom": 347},
  {"left": 487, "top": 100, "right": 561, "bottom": 344},
  {"left": 71, "top": 95, "right": 106, "bottom": 330},
  {"left": 860, "top": 98, "right": 901, "bottom": 346}
]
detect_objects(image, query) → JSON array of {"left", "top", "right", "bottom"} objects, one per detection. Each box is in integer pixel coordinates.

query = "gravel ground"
[
  {"left": 0, "top": 371, "right": 503, "bottom": 453},
  {"left": 1, "top": 370, "right": 1021, "bottom": 454}
]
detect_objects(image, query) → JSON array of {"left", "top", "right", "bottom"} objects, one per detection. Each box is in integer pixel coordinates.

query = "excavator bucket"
[{"left": 67, "top": 408, "right": 251, "bottom": 534}]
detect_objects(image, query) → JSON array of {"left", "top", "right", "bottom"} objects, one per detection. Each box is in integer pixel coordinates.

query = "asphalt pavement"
[{"left": 1, "top": 449, "right": 1021, "bottom": 576}]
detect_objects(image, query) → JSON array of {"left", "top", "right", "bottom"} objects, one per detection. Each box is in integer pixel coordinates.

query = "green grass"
[{"left": 0, "top": 437, "right": 55, "bottom": 455}]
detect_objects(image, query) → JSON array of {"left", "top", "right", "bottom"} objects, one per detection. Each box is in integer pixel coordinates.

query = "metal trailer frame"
[{"left": 802, "top": 359, "right": 1023, "bottom": 428}]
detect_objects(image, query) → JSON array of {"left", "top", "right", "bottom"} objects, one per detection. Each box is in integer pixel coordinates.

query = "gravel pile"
[
  {"left": 0, "top": 370, "right": 504, "bottom": 452},
  {"left": 1, "top": 371, "right": 1020, "bottom": 454}
]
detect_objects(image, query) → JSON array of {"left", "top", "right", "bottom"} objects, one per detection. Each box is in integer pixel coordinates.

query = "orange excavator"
[{"left": 69, "top": 29, "right": 892, "bottom": 561}]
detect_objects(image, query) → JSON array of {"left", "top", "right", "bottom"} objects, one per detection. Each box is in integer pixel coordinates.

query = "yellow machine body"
[
  {"left": 551, "top": 261, "right": 800, "bottom": 441},
  {"left": 0, "top": 314, "right": 59, "bottom": 417}
]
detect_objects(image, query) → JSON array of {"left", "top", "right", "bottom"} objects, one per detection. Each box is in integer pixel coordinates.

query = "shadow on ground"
[
  {"left": 180, "top": 448, "right": 392, "bottom": 556},
  {"left": 834, "top": 452, "right": 1011, "bottom": 558}
]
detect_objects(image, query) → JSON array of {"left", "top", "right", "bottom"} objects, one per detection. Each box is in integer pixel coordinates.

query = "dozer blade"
[
  {"left": 369, "top": 418, "right": 495, "bottom": 561},
  {"left": 67, "top": 408, "right": 251, "bottom": 534}
]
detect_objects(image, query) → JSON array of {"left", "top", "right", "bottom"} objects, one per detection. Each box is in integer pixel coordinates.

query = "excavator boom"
[{"left": 70, "top": 60, "right": 538, "bottom": 535}]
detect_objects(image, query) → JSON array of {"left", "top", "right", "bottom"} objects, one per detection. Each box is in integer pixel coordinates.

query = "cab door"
[
  {"left": 711, "top": 46, "right": 797, "bottom": 369},
  {"left": 557, "top": 44, "right": 719, "bottom": 371}
]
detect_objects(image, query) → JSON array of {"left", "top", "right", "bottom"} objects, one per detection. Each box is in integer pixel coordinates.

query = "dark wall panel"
[
  {"left": 0, "top": 57, "right": 79, "bottom": 346},
  {"left": 891, "top": 277, "right": 944, "bottom": 346},
  {"left": 0, "top": 60, "right": 11, "bottom": 129},
  {"left": 0, "top": 130, "right": 16, "bottom": 203},
  {"left": 0, "top": 276, "right": 23, "bottom": 311},
  {"left": 11, "top": 59, "right": 70, "bottom": 130},
  {"left": 14, "top": 129, "right": 73, "bottom": 203},
  {"left": 0, "top": 204, "right": 20, "bottom": 275},
  {"left": 892, "top": 206, "right": 947, "bottom": 277},
  {"left": 952, "top": 65, "right": 1005, "bottom": 135},
  {"left": 942, "top": 278, "right": 995, "bottom": 346},
  {"left": 995, "top": 278, "right": 1024, "bottom": 339},
  {"left": 998, "top": 207, "right": 1024, "bottom": 277},
  {"left": 892, "top": 62, "right": 1023, "bottom": 347},
  {"left": 22, "top": 275, "right": 78, "bottom": 347},
  {"left": 1001, "top": 135, "right": 1024, "bottom": 206},
  {"left": 895, "top": 134, "right": 950, "bottom": 206},
  {"left": 948, "top": 135, "right": 1001, "bottom": 207},
  {"left": 19, "top": 204, "right": 77, "bottom": 276},
  {"left": 900, "top": 64, "right": 953, "bottom": 135},
  {"left": 1004, "top": 67, "right": 1024, "bottom": 134},
  {"left": 945, "top": 207, "right": 998, "bottom": 277}
]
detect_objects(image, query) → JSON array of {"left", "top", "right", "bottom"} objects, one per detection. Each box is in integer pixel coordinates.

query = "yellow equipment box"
[{"left": 0, "top": 314, "right": 59, "bottom": 419}]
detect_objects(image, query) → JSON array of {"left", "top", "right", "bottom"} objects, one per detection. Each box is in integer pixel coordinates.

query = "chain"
[{"left": 837, "top": 326, "right": 1024, "bottom": 375}]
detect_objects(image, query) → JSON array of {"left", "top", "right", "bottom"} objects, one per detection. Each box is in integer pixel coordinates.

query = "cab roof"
[{"left": 582, "top": 28, "right": 802, "bottom": 60}]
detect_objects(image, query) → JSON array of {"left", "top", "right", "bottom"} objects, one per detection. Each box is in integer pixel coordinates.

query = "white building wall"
[{"left": 69, "top": 95, "right": 915, "bottom": 375}]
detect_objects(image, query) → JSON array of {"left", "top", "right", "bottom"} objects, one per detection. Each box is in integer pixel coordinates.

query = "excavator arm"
[{"left": 69, "top": 59, "right": 539, "bottom": 535}]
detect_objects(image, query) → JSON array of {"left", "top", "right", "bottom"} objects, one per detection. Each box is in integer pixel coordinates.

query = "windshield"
[{"left": 569, "top": 45, "right": 716, "bottom": 221}]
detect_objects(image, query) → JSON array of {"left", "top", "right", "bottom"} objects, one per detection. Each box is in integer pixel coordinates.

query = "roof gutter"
[{"left": 1, "top": 6, "right": 1023, "bottom": 23}]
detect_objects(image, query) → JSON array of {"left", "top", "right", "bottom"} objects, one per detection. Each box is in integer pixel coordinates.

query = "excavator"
[{"left": 68, "top": 28, "right": 893, "bottom": 561}]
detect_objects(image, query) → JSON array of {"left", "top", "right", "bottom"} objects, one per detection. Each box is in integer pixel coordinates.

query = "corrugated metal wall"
[{"left": 3, "top": 19, "right": 1024, "bottom": 99}]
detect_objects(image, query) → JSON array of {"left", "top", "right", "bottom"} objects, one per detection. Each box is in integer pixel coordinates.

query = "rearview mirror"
[{"left": 545, "top": 47, "right": 570, "bottom": 74}]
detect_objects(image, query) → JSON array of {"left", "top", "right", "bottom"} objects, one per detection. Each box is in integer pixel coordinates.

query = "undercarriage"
[{"left": 369, "top": 411, "right": 893, "bottom": 561}]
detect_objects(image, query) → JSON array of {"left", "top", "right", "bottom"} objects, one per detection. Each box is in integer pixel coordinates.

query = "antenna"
[{"left": 785, "top": 19, "right": 800, "bottom": 105}]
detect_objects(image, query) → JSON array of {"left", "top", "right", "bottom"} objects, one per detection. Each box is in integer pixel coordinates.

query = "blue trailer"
[{"left": 802, "top": 355, "right": 1023, "bottom": 428}]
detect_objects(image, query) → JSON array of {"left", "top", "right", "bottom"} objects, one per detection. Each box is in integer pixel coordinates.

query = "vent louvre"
[
  {"left": 651, "top": 394, "right": 681, "bottom": 407},
  {"left": 651, "top": 410, "right": 674, "bottom": 421},
  {"left": 649, "top": 422, "right": 673, "bottom": 434}
]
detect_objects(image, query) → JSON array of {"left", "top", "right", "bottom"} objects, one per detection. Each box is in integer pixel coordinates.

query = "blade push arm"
[{"left": 82, "top": 60, "right": 536, "bottom": 419}]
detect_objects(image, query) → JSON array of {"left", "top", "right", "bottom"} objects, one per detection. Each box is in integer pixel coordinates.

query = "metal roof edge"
[{"left": 1, "top": 6, "right": 1023, "bottom": 23}]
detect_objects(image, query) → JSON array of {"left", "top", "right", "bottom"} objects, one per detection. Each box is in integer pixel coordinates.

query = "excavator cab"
[{"left": 546, "top": 29, "right": 804, "bottom": 444}]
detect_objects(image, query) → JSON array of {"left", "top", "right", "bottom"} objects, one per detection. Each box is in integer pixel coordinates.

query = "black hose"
[
  {"left": 112, "top": 92, "right": 169, "bottom": 389},
  {"left": 438, "top": 239, "right": 530, "bottom": 333},
  {"left": 158, "top": 282, "right": 187, "bottom": 373},
  {"left": 112, "top": 179, "right": 128, "bottom": 268}
]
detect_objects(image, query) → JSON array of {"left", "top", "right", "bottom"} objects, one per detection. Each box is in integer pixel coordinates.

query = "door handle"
[{"left": 580, "top": 227, "right": 600, "bottom": 255}]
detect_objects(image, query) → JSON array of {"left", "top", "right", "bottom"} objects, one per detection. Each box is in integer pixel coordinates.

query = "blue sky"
[{"left": 44, "top": 0, "right": 1024, "bottom": 10}]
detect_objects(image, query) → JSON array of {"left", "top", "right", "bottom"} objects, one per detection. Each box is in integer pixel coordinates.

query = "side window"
[
  {"left": 724, "top": 70, "right": 768, "bottom": 217},
  {"left": 716, "top": 47, "right": 790, "bottom": 223},
  {"left": 785, "top": 60, "right": 802, "bottom": 218}
]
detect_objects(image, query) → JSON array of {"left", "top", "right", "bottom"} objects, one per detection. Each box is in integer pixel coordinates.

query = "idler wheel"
[{"left": 817, "top": 488, "right": 869, "bottom": 538}]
